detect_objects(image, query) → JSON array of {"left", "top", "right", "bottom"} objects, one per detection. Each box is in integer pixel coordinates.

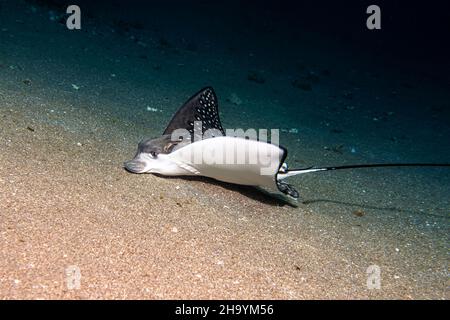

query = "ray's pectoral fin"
[
  {"left": 163, "top": 87, "right": 225, "bottom": 140},
  {"left": 272, "top": 148, "right": 300, "bottom": 201}
]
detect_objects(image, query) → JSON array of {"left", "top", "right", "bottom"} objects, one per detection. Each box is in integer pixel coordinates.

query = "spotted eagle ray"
[{"left": 124, "top": 87, "right": 450, "bottom": 205}]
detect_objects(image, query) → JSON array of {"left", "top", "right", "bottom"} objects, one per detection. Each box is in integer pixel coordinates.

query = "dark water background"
[{"left": 20, "top": 0, "right": 450, "bottom": 65}]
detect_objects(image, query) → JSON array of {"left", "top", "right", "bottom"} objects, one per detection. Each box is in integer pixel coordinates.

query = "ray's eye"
[{"left": 150, "top": 151, "right": 158, "bottom": 158}]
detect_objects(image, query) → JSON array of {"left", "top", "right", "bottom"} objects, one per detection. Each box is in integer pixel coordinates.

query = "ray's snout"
[{"left": 124, "top": 158, "right": 147, "bottom": 173}]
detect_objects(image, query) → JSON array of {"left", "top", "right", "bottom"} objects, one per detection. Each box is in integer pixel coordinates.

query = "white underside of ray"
[{"left": 155, "top": 136, "right": 284, "bottom": 190}]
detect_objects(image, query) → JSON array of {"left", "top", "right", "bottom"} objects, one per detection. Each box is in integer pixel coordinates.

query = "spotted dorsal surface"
[{"left": 163, "top": 87, "right": 225, "bottom": 142}]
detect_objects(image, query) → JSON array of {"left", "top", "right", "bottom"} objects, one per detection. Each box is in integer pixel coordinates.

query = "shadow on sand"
[
  {"left": 132, "top": 172, "right": 447, "bottom": 217},
  {"left": 302, "top": 199, "right": 448, "bottom": 218}
]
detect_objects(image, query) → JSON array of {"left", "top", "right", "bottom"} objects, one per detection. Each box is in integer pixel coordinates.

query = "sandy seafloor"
[{"left": 0, "top": 1, "right": 449, "bottom": 299}]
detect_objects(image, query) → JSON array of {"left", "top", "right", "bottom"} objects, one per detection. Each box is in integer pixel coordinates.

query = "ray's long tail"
[{"left": 277, "top": 163, "right": 450, "bottom": 180}]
